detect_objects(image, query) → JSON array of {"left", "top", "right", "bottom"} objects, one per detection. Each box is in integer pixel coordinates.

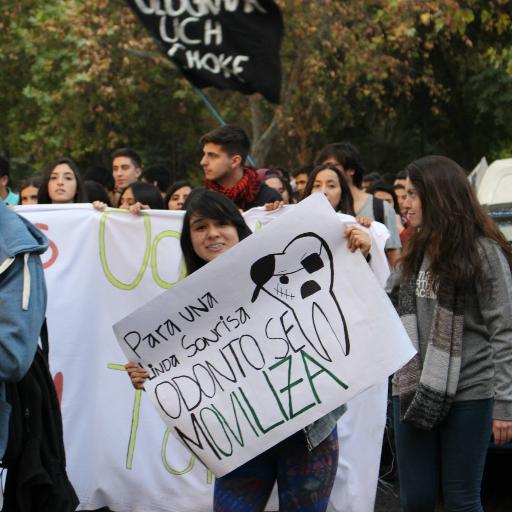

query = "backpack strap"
[
  {"left": 40, "top": 318, "right": 49, "bottom": 361},
  {"left": 372, "top": 196, "right": 385, "bottom": 224}
]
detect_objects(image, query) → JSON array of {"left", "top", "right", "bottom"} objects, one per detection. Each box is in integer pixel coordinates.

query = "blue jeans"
[
  {"left": 213, "top": 428, "right": 338, "bottom": 512},
  {"left": 393, "top": 398, "right": 493, "bottom": 512}
]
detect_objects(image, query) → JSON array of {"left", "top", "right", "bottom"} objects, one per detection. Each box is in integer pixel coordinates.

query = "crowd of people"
[{"left": 1, "top": 123, "right": 512, "bottom": 512}]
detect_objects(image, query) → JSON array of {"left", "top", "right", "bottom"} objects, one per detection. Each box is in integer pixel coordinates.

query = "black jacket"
[{"left": 246, "top": 183, "right": 282, "bottom": 210}]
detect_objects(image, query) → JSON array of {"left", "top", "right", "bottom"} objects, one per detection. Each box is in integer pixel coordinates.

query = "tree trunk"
[{"left": 248, "top": 95, "right": 280, "bottom": 167}]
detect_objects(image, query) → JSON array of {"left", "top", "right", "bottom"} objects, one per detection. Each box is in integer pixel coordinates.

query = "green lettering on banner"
[
  {"left": 262, "top": 370, "right": 289, "bottom": 421},
  {"left": 151, "top": 230, "right": 187, "bottom": 288},
  {"left": 99, "top": 211, "right": 151, "bottom": 290},
  {"left": 162, "top": 429, "right": 196, "bottom": 475},
  {"left": 108, "top": 363, "right": 142, "bottom": 470},
  {"left": 238, "top": 387, "right": 285, "bottom": 434},
  {"left": 268, "top": 355, "right": 316, "bottom": 419},
  {"left": 301, "top": 350, "right": 349, "bottom": 404},
  {"left": 199, "top": 407, "right": 234, "bottom": 457},
  {"left": 207, "top": 392, "right": 261, "bottom": 449},
  {"left": 108, "top": 364, "right": 213, "bottom": 482}
]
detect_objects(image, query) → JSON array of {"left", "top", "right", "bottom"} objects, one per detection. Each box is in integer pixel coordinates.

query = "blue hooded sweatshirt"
[{"left": 0, "top": 201, "right": 48, "bottom": 460}]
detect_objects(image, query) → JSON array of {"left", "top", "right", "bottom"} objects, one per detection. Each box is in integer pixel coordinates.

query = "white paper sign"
[{"left": 113, "top": 194, "right": 414, "bottom": 477}]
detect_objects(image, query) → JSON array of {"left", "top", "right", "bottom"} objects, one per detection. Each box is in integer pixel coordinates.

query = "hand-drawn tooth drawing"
[{"left": 250, "top": 232, "right": 350, "bottom": 360}]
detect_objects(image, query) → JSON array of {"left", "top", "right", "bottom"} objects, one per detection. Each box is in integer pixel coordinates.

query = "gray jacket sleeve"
[
  {"left": 382, "top": 201, "right": 402, "bottom": 251},
  {"left": 476, "top": 240, "right": 512, "bottom": 420}
]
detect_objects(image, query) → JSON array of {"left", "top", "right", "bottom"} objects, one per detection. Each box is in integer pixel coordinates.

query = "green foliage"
[
  {"left": 0, "top": 0, "right": 209, "bottom": 180},
  {"left": 1, "top": 0, "right": 512, "bottom": 183}
]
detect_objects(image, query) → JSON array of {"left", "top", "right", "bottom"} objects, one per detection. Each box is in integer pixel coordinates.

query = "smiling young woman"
[
  {"left": 390, "top": 155, "right": 512, "bottom": 512},
  {"left": 125, "top": 188, "right": 361, "bottom": 512},
  {"left": 179, "top": 189, "right": 252, "bottom": 274}
]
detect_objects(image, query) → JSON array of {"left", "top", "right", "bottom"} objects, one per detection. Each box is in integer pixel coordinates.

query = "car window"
[{"left": 496, "top": 218, "right": 512, "bottom": 242}]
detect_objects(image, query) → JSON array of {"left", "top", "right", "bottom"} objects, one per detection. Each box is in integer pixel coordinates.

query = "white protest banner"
[
  {"left": 15, "top": 204, "right": 219, "bottom": 512},
  {"left": 12, "top": 202, "right": 411, "bottom": 511},
  {"left": 113, "top": 193, "right": 415, "bottom": 477}
]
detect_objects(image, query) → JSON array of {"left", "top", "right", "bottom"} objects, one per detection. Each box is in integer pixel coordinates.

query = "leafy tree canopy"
[{"left": 1, "top": 0, "right": 511, "bottom": 183}]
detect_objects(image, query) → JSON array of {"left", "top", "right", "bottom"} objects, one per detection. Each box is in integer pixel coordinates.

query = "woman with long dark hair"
[
  {"left": 127, "top": 188, "right": 372, "bottom": 512},
  {"left": 38, "top": 157, "right": 88, "bottom": 204},
  {"left": 302, "top": 163, "right": 374, "bottom": 255},
  {"left": 164, "top": 180, "right": 193, "bottom": 210},
  {"left": 303, "top": 163, "right": 355, "bottom": 215},
  {"left": 179, "top": 189, "right": 252, "bottom": 273},
  {"left": 19, "top": 175, "right": 42, "bottom": 205},
  {"left": 118, "top": 181, "right": 164, "bottom": 210},
  {"left": 390, "top": 155, "right": 512, "bottom": 511},
  {"left": 302, "top": 162, "right": 388, "bottom": 512}
]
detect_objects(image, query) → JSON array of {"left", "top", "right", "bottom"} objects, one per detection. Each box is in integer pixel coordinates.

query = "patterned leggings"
[{"left": 213, "top": 428, "right": 338, "bottom": 512}]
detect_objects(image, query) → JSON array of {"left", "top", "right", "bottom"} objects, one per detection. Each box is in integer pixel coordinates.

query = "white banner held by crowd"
[
  {"left": 113, "top": 193, "right": 414, "bottom": 477},
  {"left": 14, "top": 201, "right": 412, "bottom": 511}
]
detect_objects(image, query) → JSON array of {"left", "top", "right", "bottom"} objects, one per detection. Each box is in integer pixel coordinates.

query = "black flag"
[{"left": 125, "top": 1, "right": 284, "bottom": 104}]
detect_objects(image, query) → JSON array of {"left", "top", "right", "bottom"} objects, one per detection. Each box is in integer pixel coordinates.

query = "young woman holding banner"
[
  {"left": 38, "top": 157, "right": 88, "bottom": 204},
  {"left": 302, "top": 163, "right": 356, "bottom": 216},
  {"left": 302, "top": 163, "right": 390, "bottom": 512},
  {"left": 118, "top": 181, "right": 164, "bottom": 210},
  {"left": 92, "top": 181, "right": 164, "bottom": 213},
  {"left": 126, "top": 188, "right": 372, "bottom": 512},
  {"left": 388, "top": 155, "right": 512, "bottom": 511}
]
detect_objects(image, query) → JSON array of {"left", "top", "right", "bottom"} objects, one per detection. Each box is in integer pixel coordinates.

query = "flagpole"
[{"left": 193, "top": 86, "right": 256, "bottom": 168}]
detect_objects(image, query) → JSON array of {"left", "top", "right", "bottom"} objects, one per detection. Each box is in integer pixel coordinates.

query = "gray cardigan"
[{"left": 391, "top": 238, "right": 512, "bottom": 421}]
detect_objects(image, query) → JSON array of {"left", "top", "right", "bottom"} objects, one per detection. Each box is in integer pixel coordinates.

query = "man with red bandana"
[{"left": 200, "top": 125, "right": 281, "bottom": 211}]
